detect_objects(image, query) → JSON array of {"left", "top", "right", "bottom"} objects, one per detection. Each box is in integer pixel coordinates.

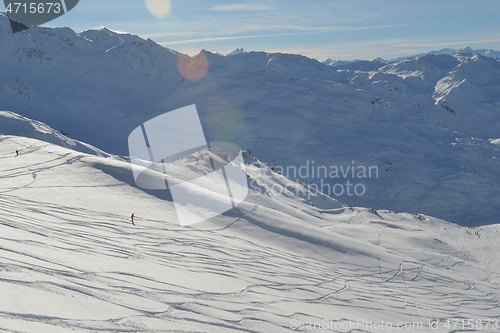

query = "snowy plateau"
[{"left": 0, "top": 11, "right": 499, "bottom": 333}]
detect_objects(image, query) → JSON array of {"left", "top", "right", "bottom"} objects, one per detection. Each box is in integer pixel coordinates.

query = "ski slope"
[{"left": 1, "top": 116, "right": 499, "bottom": 332}]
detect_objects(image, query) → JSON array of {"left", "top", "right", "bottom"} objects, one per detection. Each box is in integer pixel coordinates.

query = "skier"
[
  {"left": 15, "top": 150, "right": 19, "bottom": 157},
  {"left": 131, "top": 213, "right": 135, "bottom": 225}
]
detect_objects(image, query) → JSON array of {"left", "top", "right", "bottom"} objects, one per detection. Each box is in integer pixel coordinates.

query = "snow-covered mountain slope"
[
  {"left": 322, "top": 58, "right": 356, "bottom": 67},
  {"left": 390, "top": 46, "right": 500, "bottom": 62},
  {"left": 0, "top": 12, "right": 499, "bottom": 225},
  {"left": 323, "top": 47, "right": 499, "bottom": 67},
  {"left": 1, "top": 116, "right": 499, "bottom": 332},
  {"left": 0, "top": 111, "right": 107, "bottom": 156}
]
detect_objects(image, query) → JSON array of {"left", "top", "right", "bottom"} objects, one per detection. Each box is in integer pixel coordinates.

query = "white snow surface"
[{"left": 1, "top": 114, "right": 499, "bottom": 332}]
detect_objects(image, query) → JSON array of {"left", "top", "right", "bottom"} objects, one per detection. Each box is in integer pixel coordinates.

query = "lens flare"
[
  {"left": 177, "top": 52, "right": 209, "bottom": 82},
  {"left": 206, "top": 102, "right": 243, "bottom": 142},
  {"left": 145, "top": 0, "right": 172, "bottom": 19}
]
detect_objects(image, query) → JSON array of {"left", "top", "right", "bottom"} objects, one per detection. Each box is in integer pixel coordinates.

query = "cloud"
[
  {"left": 210, "top": 2, "right": 275, "bottom": 11},
  {"left": 142, "top": 22, "right": 424, "bottom": 41},
  {"left": 159, "top": 31, "right": 318, "bottom": 46}
]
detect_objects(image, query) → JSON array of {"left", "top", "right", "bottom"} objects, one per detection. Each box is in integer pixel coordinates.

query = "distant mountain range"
[
  {"left": 228, "top": 46, "right": 500, "bottom": 65},
  {"left": 322, "top": 46, "right": 500, "bottom": 66},
  {"left": 1, "top": 12, "right": 499, "bottom": 225}
]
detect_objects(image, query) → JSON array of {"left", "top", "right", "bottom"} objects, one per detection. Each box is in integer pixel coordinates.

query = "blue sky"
[{"left": 20, "top": 0, "right": 500, "bottom": 60}]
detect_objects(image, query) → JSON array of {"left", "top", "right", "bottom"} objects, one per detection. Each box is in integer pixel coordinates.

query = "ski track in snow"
[{"left": 0, "top": 136, "right": 499, "bottom": 332}]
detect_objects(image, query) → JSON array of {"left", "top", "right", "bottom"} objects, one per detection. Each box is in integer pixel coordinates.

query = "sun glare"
[
  {"left": 144, "top": 0, "right": 172, "bottom": 19},
  {"left": 177, "top": 52, "right": 209, "bottom": 82}
]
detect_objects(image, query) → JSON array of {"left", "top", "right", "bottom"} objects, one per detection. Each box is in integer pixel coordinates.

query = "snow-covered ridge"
[
  {"left": 323, "top": 46, "right": 500, "bottom": 66},
  {"left": 0, "top": 111, "right": 107, "bottom": 156},
  {"left": 394, "top": 46, "right": 500, "bottom": 61},
  {"left": 0, "top": 12, "right": 499, "bottom": 225}
]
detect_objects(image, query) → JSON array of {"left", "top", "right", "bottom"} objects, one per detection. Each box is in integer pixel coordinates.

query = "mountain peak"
[
  {"left": 458, "top": 46, "right": 474, "bottom": 53},
  {"left": 227, "top": 48, "right": 245, "bottom": 56},
  {"left": 371, "top": 57, "right": 388, "bottom": 62}
]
